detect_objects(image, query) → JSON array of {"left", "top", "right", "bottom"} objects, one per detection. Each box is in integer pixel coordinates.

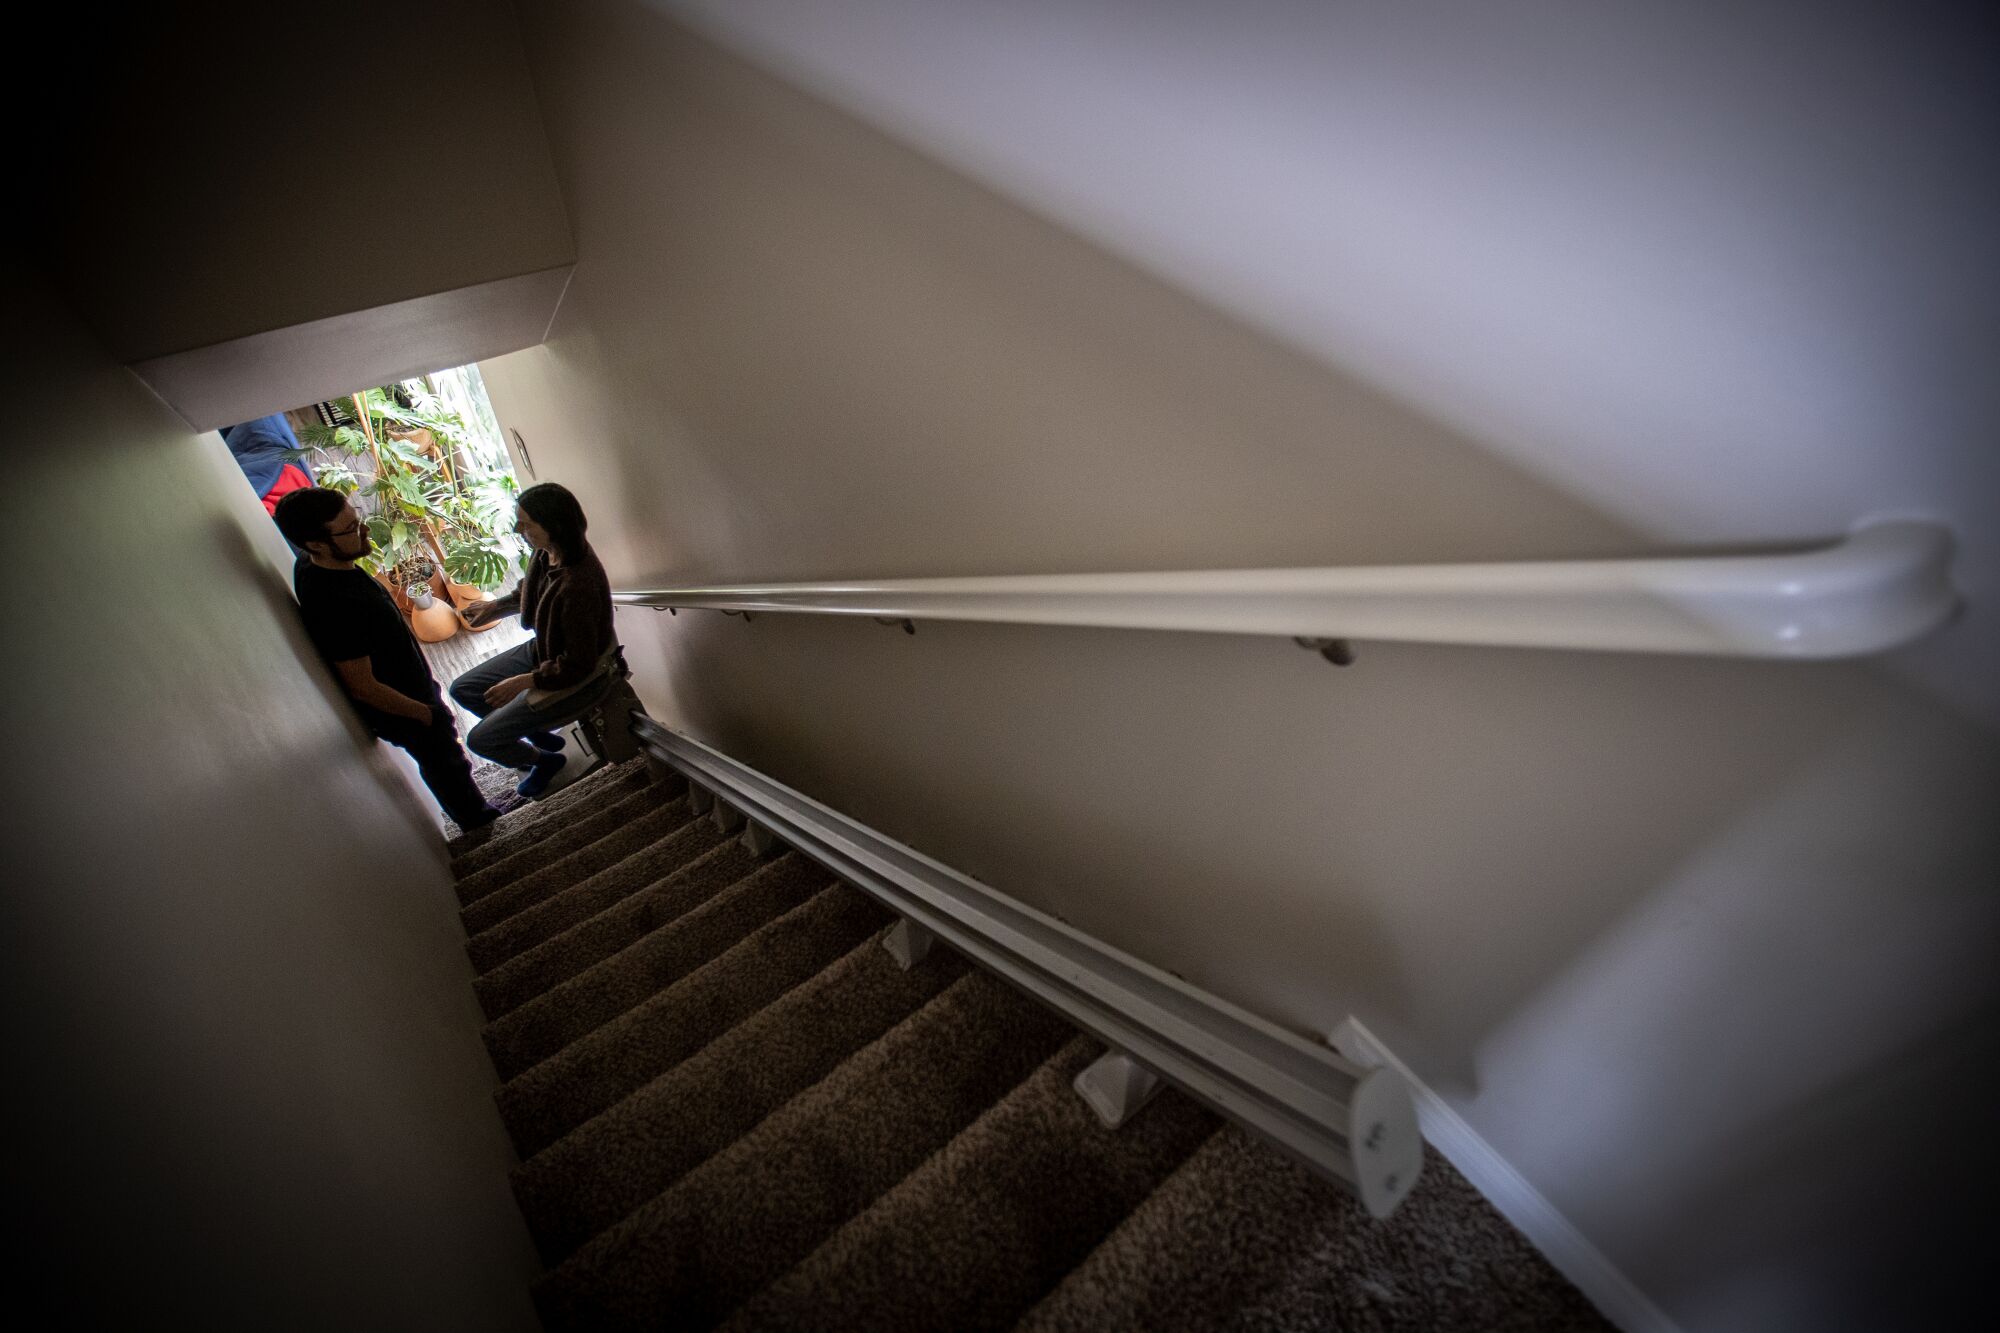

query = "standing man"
[{"left": 273, "top": 487, "right": 507, "bottom": 832}]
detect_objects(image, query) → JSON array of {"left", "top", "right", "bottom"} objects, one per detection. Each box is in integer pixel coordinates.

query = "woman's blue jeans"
[{"left": 448, "top": 641, "right": 563, "bottom": 769}]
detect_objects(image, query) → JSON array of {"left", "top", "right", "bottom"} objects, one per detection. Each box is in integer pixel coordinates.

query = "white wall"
[
  {"left": 0, "top": 270, "right": 540, "bottom": 1330},
  {"left": 647, "top": 0, "right": 2000, "bottom": 731},
  {"left": 487, "top": 4, "right": 2000, "bottom": 1329}
]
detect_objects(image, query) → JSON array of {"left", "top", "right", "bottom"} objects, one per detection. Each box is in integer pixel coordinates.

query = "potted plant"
[
  {"left": 401, "top": 555, "right": 460, "bottom": 643},
  {"left": 296, "top": 383, "right": 526, "bottom": 637}
]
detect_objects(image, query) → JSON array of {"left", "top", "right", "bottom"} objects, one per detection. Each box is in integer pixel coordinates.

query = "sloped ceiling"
[{"left": 32, "top": 0, "right": 574, "bottom": 428}]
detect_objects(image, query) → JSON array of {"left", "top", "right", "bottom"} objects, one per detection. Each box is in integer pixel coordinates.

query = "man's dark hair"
[
  {"left": 519, "top": 482, "right": 589, "bottom": 562},
  {"left": 273, "top": 486, "right": 349, "bottom": 551}
]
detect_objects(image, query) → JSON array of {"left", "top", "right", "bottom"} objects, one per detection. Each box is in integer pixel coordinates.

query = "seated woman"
[{"left": 452, "top": 482, "right": 617, "bottom": 798}]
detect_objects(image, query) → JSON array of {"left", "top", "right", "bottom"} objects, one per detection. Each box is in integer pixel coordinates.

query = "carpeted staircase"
[{"left": 448, "top": 758, "right": 1613, "bottom": 1332}]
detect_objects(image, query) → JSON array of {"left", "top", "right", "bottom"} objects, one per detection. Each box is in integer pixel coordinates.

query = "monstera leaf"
[{"left": 443, "top": 533, "right": 516, "bottom": 590}]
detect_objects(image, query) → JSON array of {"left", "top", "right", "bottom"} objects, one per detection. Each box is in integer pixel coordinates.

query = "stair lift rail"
[
  {"left": 629, "top": 716, "right": 1425, "bottom": 1219},
  {"left": 613, "top": 521, "right": 1958, "bottom": 660}
]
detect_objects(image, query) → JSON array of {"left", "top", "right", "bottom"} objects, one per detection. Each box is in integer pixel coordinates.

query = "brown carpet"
[
  {"left": 474, "top": 841, "right": 782, "bottom": 1022},
  {"left": 447, "top": 759, "right": 661, "bottom": 872},
  {"left": 462, "top": 798, "right": 702, "bottom": 939},
  {"left": 453, "top": 761, "right": 1614, "bottom": 1332},
  {"left": 442, "top": 751, "right": 617, "bottom": 842},
  {"left": 457, "top": 781, "right": 675, "bottom": 908},
  {"left": 723, "top": 1035, "right": 1220, "bottom": 1332},
  {"left": 1019, "top": 1125, "right": 1610, "bottom": 1333}
]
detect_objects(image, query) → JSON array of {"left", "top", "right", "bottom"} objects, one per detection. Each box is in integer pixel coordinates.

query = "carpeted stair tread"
[
  {"left": 477, "top": 846, "right": 816, "bottom": 1083},
  {"left": 1018, "top": 1126, "right": 1612, "bottom": 1333},
  {"left": 466, "top": 815, "right": 733, "bottom": 985},
  {"left": 1218, "top": 1144, "right": 1613, "bottom": 1332},
  {"left": 532, "top": 970, "right": 1074, "bottom": 1332},
  {"left": 461, "top": 796, "right": 698, "bottom": 939},
  {"left": 463, "top": 806, "right": 722, "bottom": 971},
  {"left": 446, "top": 761, "right": 619, "bottom": 864},
  {"left": 450, "top": 760, "right": 654, "bottom": 873},
  {"left": 489, "top": 854, "right": 846, "bottom": 1149},
  {"left": 449, "top": 760, "right": 654, "bottom": 880},
  {"left": 449, "top": 764, "right": 1613, "bottom": 1328},
  {"left": 474, "top": 839, "right": 780, "bottom": 1021},
  {"left": 500, "top": 886, "right": 898, "bottom": 1176},
  {"left": 1014, "top": 1124, "right": 1329, "bottom": 1333},
  {"left": 510, "top": 910, "right": 961, "bottom": 1259},
  {"left": 455, "top": 780, "right": 675, "bottom": 908},
  {"left": 722, "top": 1036, "right": 1218, "bottom": 1332}
]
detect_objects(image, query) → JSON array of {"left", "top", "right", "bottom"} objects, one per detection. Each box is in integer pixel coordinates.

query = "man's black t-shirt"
[{"left": 293, "top": 557, "right": 440, "bottom": 732}]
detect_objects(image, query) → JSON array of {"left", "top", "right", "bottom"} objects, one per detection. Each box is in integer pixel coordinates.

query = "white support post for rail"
[
  {"left": 712, "top": 799, "right": 746, "bottom": 835},
  {"left": 1074, "top": 1050, "right": 1163, "bottom": 1129},
  {"left": 742, "top": 821, "right": 780, "bottom": 857},
  {"left": 882, "top": 917, "right": 938, "bottom": 970},
  {"left": 687, "top": 783, "right": 714, "bottom": 816}
]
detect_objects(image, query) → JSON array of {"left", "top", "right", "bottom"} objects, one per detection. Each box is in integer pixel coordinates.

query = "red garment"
[{"left": 260, "top": 463, "right": 315, "bottom": 516}]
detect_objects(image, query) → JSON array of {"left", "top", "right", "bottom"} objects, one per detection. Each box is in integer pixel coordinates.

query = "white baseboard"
[{"left": 1328, "top": 1017, "right": 1680, "bottom": 1333}]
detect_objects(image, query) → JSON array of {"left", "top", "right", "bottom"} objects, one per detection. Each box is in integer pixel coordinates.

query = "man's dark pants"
[{"left": 372, "top": 697, "right": 490, "bottom": 825}]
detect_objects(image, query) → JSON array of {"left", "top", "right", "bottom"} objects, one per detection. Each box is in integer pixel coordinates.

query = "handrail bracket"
[{"left": 1294, "top": 636, "right": 1356, "bottom": 666}]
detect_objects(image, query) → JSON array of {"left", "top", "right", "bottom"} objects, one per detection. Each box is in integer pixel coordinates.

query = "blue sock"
[{"left": 516, "top": 748, "right": 568, "bottom": 799}]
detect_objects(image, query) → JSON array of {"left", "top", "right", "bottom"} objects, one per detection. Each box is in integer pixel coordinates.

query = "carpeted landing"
[
  {"left": 444, "top": 747, "right": 603, "bottom": 841},
  {"left": 447, "top": 759, "right": 1613, "bottom": 1332}
]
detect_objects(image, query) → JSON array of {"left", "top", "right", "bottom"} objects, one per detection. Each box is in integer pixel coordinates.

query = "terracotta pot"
[
  {"left": 387, "top": 425, "right": 438, "bottom": 455},
  {"left": 405, "top": 569, "right": 459, "bottom": 642},
  {"left": 376, "top": 571, "right": 412, "bottom": 614},
  {"left": 448, "top": 579, "right": 502, "bottom": 632},
  {"left": 409, "top": 595, "right": 460, "bottom": 643}
]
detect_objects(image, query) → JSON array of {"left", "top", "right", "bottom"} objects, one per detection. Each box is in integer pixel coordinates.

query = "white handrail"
[{"left": 612, "top": 520, "right": 1957, "bottom": 659}]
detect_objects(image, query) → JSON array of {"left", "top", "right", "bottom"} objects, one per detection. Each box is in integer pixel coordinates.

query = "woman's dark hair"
[
  {"left": 272, "top": 486, "right": 349, "bottom": 550},
  {"left": 519, "top": 482, "right": 589, "bottom": 562}
]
